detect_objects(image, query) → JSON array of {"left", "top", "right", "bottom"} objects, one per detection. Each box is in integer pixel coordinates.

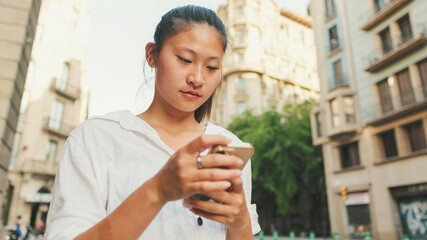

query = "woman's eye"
[
  {"left": 207, "top": 66, "right": 219, "bottom": 71},
  {"left": 177, "top": 56, "right": 191, "bottom": 63}
]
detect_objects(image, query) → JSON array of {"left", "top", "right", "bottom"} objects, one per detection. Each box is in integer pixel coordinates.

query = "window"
[
  {"left": 417, "top": 58, "right": 427, "bottom": 98},
  {"left": 405, "top": 121, "right": 427, "bottom": 152},
  {"left": 346, "top": 204, "right": 372, "bottom": 238},
  {"left": 377, "top": 79, "right": 393, "bottom": 113},
  {"left": 343, "top": 96, "right": 355, "bottom": 124},
  {"left": 379, "top": 130, "right": 398, "bottom": 158},
  {"left": 9, "top": 133, "right": 22, "bottom": 170},
  {"left": 396, "top": 69, "right": 415, "bottom": 106},
  {"left": 374, "top": 0, "right": 386, "bottom": 12},
  {"left": 48, "top": 99, "right": 64, "bottom": 130},
  {"left": 238, "top": 77, "right": 245, "bottom": 91},
  {"left": 325, "top": 0, "right": 336, "bottom": 18},
  {"left": 238, "top": 53, "right": 244, "bottom": 63},
  {"left": 339, "top": 142, "right": 360, "bottom": 169},
  {"left": 397, "top": 14, "right": 413, "bottom": 44},
  {"left": 333, "top": 59, "right": 344, "bottom": 87},
  {"left": 379, "top": 27, "right": 393, "bottom": 54},
  {"left": 328, "top": 25, "right": 339, "bottom": 51},
  {"left": 237, "top": 101, "right": 246, "bottom": 115},
  {"left": 236, "top": 6, "right": 244, "bottom": 18},
  {"left": 25, "top": 60, "right": 35, "bottom": 86},
  {"left": 330, "top": 98, "right": 340, "bottom": 127},
  {"left": 315, "top": 112, "right": 323, "bottom": 138},
  {"left": 56, "top": 63, "right": 69, "bottom": 91},
  {"left": 236, "top": 29, "right": 245, "bottom": 44},
  {"left": 18, "top": 91, "right": 29, "bottom": 123},
  {"left": 45, "top": 140, "right": 58, "bottom": 162}
]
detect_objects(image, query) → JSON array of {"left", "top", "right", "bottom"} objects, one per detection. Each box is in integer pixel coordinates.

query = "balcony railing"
[
  {"left": 365, "top": 25, "right": 427, "bottom": 72},
  {"left": 43, "top": 117, "right": 74, "bottom": 138},
  {"left": 368, "top": 84, "right": 427, "bottom": 126},
  {"left": 51, "top": 78, "right": 81, "bottom": 101},
  {"left": 21, "top": 159, "right": 59, "bottom": 176},
  {"left": 361, "top": 0, "right": 413, "bottom": 31}
]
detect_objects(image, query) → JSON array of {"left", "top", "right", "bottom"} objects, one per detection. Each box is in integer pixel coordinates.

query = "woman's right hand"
[{"left": 153, "top": 135, "right": 244, "bottom": 203}]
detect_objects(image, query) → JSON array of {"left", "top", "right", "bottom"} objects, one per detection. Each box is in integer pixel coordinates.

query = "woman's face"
[{"left": 151, "top": 23, "right": 224, "bottom": 115}]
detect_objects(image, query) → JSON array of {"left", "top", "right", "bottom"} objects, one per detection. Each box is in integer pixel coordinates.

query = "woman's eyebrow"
[{"left": 175, "top": 46, "right": 221, "bottom": 60}]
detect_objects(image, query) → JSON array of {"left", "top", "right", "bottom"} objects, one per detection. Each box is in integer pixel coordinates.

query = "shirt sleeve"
[
  {"left": 44, "top": 134, "right": 107, "bottom": 240},
  {"left": 242, "top": 159, "right": 261, "bottom": 235}
]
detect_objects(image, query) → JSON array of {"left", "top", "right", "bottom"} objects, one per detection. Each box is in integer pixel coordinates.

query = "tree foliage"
[{"left": 228, "top": 101, "right": 327, "bottom": 233}]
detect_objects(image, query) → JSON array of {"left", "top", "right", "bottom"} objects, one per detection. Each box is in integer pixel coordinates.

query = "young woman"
[{"left": 44, "top": 5, "right": 260, "bottom": 240}]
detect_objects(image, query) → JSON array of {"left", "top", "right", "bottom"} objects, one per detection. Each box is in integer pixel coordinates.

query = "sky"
[{"left": 87, "top": 0, "right": 311, "bottom": 117}]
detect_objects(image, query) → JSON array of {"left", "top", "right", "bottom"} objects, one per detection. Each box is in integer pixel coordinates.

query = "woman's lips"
[{"left": 181, "top": 90, "right": 201, "bottom": 99}]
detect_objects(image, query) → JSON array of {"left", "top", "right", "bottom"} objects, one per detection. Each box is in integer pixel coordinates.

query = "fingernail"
[
  {"left": 237, "top": 158, "right": 243, "bottom": 166},
  {"left": 182, "top": 199, "right": 192, "bottom": 209},
  {"left": 223, "top": 181, "right": 231, "bottom": 188},
  {"left": 236, "top": 170, "right": 242, "bottom": 176}
]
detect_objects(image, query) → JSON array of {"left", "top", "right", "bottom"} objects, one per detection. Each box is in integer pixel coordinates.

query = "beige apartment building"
[
  {"left": 4, "top": 0, "right": 90, "bottom": 229},
  {"left": 0, "top": 0, "right": 42, "bottom": 230},
  {"left": 212, "top": 0, "right": 319, "bottom": 126},
  {"left": 309, "top": 0, "right": 427, "bottom": 239}
]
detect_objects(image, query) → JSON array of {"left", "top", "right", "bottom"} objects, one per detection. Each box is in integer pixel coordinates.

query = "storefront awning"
[{"left": 25, "top": 193, "right": 52, "bottom": 203}]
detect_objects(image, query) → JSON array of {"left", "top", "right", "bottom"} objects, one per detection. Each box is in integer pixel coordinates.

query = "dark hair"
[{"left": 152, "top": 5, "right": 228, "bottom": 123}]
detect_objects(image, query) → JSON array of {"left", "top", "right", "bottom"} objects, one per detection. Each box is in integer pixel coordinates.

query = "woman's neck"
[{"left": 138, "top": 101, "right": 204, "bottom": 136}]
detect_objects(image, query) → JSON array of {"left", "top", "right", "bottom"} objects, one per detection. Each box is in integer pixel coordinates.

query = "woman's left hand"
[{"left": 183, "top": 176, "right": 252, "bottom": 236}]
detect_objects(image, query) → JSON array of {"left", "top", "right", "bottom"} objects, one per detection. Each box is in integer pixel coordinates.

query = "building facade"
[
  {"left": 5, "top": 0, "right": 90, "bottom": 229},
  {"left": 309, "top": 0, "right": 427, "bottom": 239},
  {"left": 212, "top": 0, "right": 319, "bottom": 126},
  {"left": 0, "top": 0, "right": 42, "bottom": 230}
]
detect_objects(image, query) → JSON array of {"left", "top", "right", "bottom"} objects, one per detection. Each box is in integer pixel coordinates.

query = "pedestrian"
[
  {"left": 44, "top": 4, "right": 260, "bottom": 240},
  {"left": 15, "top": 215, "right": 23, "bottom": 240}
]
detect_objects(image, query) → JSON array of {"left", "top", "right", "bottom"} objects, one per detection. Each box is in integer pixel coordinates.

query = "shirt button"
[{"left": 197, "top": 217, "right": 203, "bottom": 226}]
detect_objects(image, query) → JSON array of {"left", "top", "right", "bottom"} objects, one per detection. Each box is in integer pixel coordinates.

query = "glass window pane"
[
  {"left": 397, "top": 14, "right": 413, "bottom": 44},
  {"left": 340, "top": 142, "right": 360, "bottom": 168},
  {"left": 329, "top": 25, "right": 339, "bottom": 51},
  {"left": 45, "top": 140, "right": 57, "bottom": 162},
  {"left": 377, "top": 79, "right": 393, "bottom": 113},
  {"left": 379, "top": 27, "right": 393, "bottom": 54},
  {"left": 56, "top": 63, "right": 69, "bottom": 91},
  {"left": 405, "top": 121, "right": 427, "bottom": 152},
  {"left": 315, "top": 112, "right": 323, "bottom": 138},
  {"left": 396, "top": 69, "right": 415, "bottom": 106},
  {"left": 417, "top": 58, "right": 427, "bottom": 97},
  {"left": 238, "top": 77, "right": 245, "bottom": 91},
  {"left": 9, "top": 133, "right": 22, "bottom": 170},
  {"left": 330, "top": 98, "right": 340, "bottom": 127},
  {"left": 380, "top": 130, "right": 398, "bottom": 158},
  {"left": 238, "top": 101, "right": 246, "bottom": 115},
  {"left": 48, "top": 100, "right": 64, "bottom": 130},
  {"left": 344, "top": 96, "right": 355, "bottom": 124},
  {"left": 333, "top": 60, "right": 344, "bottom": 86}
]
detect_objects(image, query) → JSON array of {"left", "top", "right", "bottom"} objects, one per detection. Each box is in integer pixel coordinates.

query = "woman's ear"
[{"left": 145, "top": 42, "right": 156, "bottom": 68}]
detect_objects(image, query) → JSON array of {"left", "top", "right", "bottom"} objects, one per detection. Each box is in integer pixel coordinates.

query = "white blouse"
[{"left": 44, "top": 110, "right": 260, "bottom": 240}]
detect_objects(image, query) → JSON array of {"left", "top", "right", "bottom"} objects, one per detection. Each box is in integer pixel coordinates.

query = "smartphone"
[
  {"left": 192, "top": 142, "right": 254, "bottom": 201},
  {"left": 209, "top": 142, "right": 254, "bottom": 170}
]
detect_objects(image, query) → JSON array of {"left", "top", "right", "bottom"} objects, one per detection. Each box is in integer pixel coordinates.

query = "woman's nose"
[{"left": 187, "top": 66, "right": 204, "bottom": 87}]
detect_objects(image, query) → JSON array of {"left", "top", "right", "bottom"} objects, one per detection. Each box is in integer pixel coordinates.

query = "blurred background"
[{"left": 0, "top": 0, "right": 426, "bottom": 239}]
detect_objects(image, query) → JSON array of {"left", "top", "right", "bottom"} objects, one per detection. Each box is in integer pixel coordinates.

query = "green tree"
[{"left": 228, "top": 101, "right": 328, "bottom": 235}]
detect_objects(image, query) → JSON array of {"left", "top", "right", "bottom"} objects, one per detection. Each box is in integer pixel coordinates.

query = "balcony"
[
  {"left": 222, "top": 61, "right": 264, "bottom": 78},
  {"left": 51, "top": 78, "right": 81, "bottom": 101},
  {"left": 361, "top": 0, "right": 413, "bottom": 31},
  {"left": 368, "top": 86, "right": 427, "bottom": 126},
  {"left": 365, "top": 29, "right": 427, "bottom": 72},
  {"left": 21, "top": 159, "right": 59, "bottom": 176},
  {"left": 43, "top": 117, "right": 74, "bottom": 138}
]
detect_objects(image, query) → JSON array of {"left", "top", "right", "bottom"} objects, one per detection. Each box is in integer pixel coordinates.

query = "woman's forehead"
[{"left": 163, "top": 24, "right": 224, "bottom": 57}]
